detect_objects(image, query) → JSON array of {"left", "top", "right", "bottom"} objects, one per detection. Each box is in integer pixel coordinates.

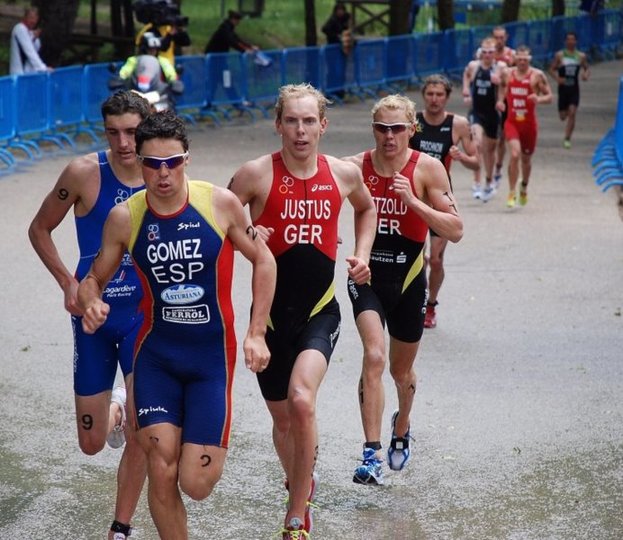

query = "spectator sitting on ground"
[{"left": 10, "top": 6, "right": 51, "bottom": 75}]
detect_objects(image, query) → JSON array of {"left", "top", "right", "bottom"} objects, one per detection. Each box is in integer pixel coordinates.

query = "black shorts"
[
  {"left": 347, "top": 269, "right": 428, "bottom": 343},
  {"left": 558, "top": 85, "right": 580, "bottom": 111},
  {"left": 470, "top": 110, "right": 500, "bottom": 140},
  {"left": 257, "top": 298, "right": 341, "bottom": 401}
]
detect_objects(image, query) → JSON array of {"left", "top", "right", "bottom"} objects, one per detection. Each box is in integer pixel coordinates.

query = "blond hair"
[
  {"left": 370, "top": 94, "right": 416, "bottom": 124},
  {"left": 274, "top": 83, "right": 331, "bottom": 121}
]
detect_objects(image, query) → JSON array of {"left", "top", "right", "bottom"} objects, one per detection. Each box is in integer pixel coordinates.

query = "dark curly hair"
[
  {"left": 101, "top": 90, "right": 151, "bottom": 121},
  {"left": 135, "top": 110, "right": 189, "bottom": 154}
]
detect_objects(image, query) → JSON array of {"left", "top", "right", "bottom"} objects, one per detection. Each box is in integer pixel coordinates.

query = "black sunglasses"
[
  {"left": 138, "top": 152, "right": 189, "bottom": 170},
  {"left": 372, "top": 122, "right": 412, "bottom": 134}
]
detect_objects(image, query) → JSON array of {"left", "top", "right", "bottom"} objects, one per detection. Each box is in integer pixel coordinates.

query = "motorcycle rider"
[{"left": 117, "top": 32, "right": 182, "bottom": 110}]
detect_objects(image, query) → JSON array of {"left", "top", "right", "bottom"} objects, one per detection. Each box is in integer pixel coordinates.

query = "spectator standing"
[
  {"left": 322, "top": 2, "right": 351, "bottom": 45},
  {"left": 205, "top": 10, "right": 257, "bottom": 54},
  {"left": 204, "top": 10, "right": 257, "bottom": 106},
  {"left": 322, "top": 2, "right": 352, "bottom": 99},
  {"left": 9, "top": 6, "right": 50, "bottom": 75}
]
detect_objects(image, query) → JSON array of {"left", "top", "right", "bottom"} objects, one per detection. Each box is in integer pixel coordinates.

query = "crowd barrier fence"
[
  {"left": 0, "top": 10, "right": 621, "bottom": 174},
  {"left": 592, "top": 76, "right": 623, "bottom": 192}
]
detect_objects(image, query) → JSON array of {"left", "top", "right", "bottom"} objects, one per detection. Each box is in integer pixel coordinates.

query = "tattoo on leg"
[
  {"left": 409, "top": 383, "right": 416, "bottom": 395},
  {"left": 57, "top": 188, "right": 69, "bottom": 201},
  {"left": 200, "top": 454, "right": 212, "bottom": 468},
  {"left": 246, "top": 225, "right": 258, "bottom": 240},
  {"left": 358, "top": 378, "right": 364, "bottom": 405},
  {"left": 81, "top": 414, "right": 93, "bottom": 430}
]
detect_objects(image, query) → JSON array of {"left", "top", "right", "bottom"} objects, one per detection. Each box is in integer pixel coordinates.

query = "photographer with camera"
[{"left": 134, "top": 0, "right": 191, "bottom": 64}]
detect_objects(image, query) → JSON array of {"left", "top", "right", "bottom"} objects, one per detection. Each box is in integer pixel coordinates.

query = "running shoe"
[
  {"left": 472, "top": 183, "right": 482, "bottom": 200},
  {"left": 481, "top": 184, "right": 496, "bottom": 202},
  {"left": 112, "top": 534, "right": 129, "bottom": 540},
  {"left": 353, "top": 447, "right": 384, "bottom": 485},
  {"left": 563, "top": 139, "right": 571, "bottom": 149},
  {"left": 387, "top": 410, "right": 412, "bottom": 471},
  {"left": 281, "top": 517, "right": 310, "bottom": 539},
  {"left": 519, "top": 189, "right": 528, "bottom": 206},
  {"left": 506, "top": 193, "right": 516, "bottom": 209},
  {"left": 493, "top": 170, "right": 502, "bottom": 187},
  {"left": 107, "top": 387, "right": 127, "bottom": 449},
  {"left": 424, "top": 302, "right": 437, "bottom": 329},
  {"left": 285, "top": 471, "right": 319, "bottom": 533}
]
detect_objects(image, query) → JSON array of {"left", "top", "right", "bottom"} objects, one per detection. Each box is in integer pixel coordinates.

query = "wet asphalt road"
[{"left": 1, "top": 59, "right": 622, "bottom": 539}]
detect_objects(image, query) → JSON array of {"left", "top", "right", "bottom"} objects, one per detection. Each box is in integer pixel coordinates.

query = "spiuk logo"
[{"left": 138, "top": 405, "right": 168, "bottom": 416}]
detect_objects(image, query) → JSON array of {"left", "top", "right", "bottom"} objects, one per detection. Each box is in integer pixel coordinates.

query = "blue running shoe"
[
  {"left": 387, "top": 410, "right": 412, "bottom": 471},
  {"left": 353, "top": 447, "right": 384, "bottom": 485}
]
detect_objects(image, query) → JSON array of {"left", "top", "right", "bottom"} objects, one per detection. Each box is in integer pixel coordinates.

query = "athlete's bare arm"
[
  {"left": 532, "top": 69, "right": 553, "bottom": 105},
  {"left": 327, "top": 155, "right": 376, "bottom": 284},
  {"left": 462, "top": 60, "right": 478, "bottom": 100},
  {"left": 28, "top": 153, "right": 100, "bottom": 316},
  {"left": 449, "top": 115, "right": 480, "bottom": 171},
  {"left": 213, "top": 187, "right": 276, "bottom": 373},
  {"left": 496, "top": 68, "right": 510, "bottom": 112},
  {"left": 394, "top": 153, "right": 462, "bottom": 243},
  {"left": 549, "top": 51, "right": 564, "bottom": 83},
  {"left": 78, "top": 204, "right": 132, "bottom": 334},
  {"left": 580, "top": 52, "right": 590, "bottom": 80}
]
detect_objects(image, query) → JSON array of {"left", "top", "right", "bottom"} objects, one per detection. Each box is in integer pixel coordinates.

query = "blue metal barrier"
[
  {"left": 243, "top": 49, "right": 283, "bottom": 117},
  {"left": 385, "top": 35, "right": 415, "bottom": 89},
  {"left": 412, "top": 31, "right": 446, "bottom": 81},
  {"left": 0, "top": 76, "right": 17, "bottom": 170},
  {"left": 592, "top": 77, "right": 623, "bottom": 192},
  {"left": 283, "top": 47, "right": 322, "bottom": 89},
  {"left": 12, "top": 72, "right": 67, "bottom": 157},
  {"left": 354, "top": 39, "right": 388, "bottom": 97},
  {"left": 49, "top": 66, "right": 99, "bottom": 147},
  {"left": 83, "top": 63, "right": 118, "bottom": 127},
  {"left": 322, "top": 43, "right": 357, "bottom": 101},
  {"left": 175, "top": 55, "right": 209, "bottom": 115},
  {"left": 1, "top": 11, "right": 622, "bottom": 167}
]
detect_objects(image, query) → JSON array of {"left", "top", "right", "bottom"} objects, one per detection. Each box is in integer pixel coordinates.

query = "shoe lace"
[{"left": 278, "top": 528, "right": 310, "bottom": 539}]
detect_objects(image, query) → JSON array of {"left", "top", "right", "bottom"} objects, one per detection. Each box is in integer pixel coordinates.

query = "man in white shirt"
[{"left": 10, "top": 7, "right": 50, "bottom": 75}]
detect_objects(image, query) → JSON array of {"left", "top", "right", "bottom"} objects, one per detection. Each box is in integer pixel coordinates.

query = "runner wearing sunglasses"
[
  {"left": 342, "top": 94, "right": 463, "bottom": 486},
  {"left": 78, "top": 110, "right": 276, "bottom": 540},
  {"left": 409, "top": 74, "right": 478, "bottom": 330},
  {"left": 29, "top": 90, "right": 151, "bottom": 540}
]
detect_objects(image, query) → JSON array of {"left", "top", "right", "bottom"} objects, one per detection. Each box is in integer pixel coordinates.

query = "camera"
[{"left": 134, "top": 0, "right": 188, "bottom": 27}]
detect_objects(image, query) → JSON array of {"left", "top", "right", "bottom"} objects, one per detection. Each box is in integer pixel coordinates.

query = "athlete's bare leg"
[
  {"left": 388, "top": 338, "right": 419, "bottom": 438},
  {"left": 354, "top": 310, "right": 386, "bottom": 447},
  {"left": 427, "top": 236, "right": 448, "bottom": 305},
  {"left": 266, "top": 350, "right": 326, "bottom": 528}
]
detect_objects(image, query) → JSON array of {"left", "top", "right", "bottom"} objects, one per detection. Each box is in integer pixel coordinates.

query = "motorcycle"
[{"left": 109, "top": 54, "right": 184, "bottom": 112}]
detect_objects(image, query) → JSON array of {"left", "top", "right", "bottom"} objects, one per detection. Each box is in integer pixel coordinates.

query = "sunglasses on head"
[
  {"left": 372, "top": 122, "right": 412, "bottom": 134},
  {"left": 138, "top": 152, "right": 189, "bottom": 170}
]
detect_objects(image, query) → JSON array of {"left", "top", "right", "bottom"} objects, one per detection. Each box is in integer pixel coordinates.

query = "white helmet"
[{"left": 142, "top": 31, "right": 162, "bottom": 50}]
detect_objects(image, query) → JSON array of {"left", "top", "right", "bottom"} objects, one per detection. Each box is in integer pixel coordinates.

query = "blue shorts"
[
  {"left": 133, "top": 337, "right": 236, "bottom": 448},
  {"left": 72, "top": 305, "right": 142, "bottom": 396}
]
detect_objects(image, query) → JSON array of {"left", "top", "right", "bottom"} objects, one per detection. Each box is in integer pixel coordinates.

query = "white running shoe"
[{"left": 107, "top": 387, "right": 127, "bottom": 449}]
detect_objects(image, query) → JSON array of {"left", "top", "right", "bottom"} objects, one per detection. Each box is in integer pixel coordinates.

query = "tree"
[
  {"left": 389, "top": 0, "right": 412, "bottom": 36},
  {"left": 34, "top": 0, "right": 80, "bottom": 67},
  {"left": 304, "top": 0, "right": 318, "bottom": 46},
  {"left": 437, "top": 0, "right": 455, "bottom": 30},
  {"left": 501, "top": 0, "right": 521, "bottom": 23}
]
